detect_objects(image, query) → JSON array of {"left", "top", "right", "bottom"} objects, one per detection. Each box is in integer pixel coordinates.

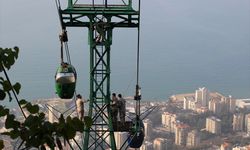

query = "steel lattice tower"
[{"left": 57, "top": 0, "right": 139, "bottom": 149}]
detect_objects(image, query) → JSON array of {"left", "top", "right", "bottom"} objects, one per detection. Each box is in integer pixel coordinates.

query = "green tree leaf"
[
  {"left": 0, "top": 140, "right": 4, "bottom": 150},
  {"left": 19, "top": 99, "right": 27, "bottom": 105},
  {"left": 41, "top": 145, "right": 46, "bottom": 150},
  {"left": 5, "top": 114, "right": 20, "bottom": 129},
  {"left": 25, "top": 103, "right": 39, "bottom": 114},
  {"left": 13, "top": 47, "right": 19, "bottom": 59},
  {"left": 71, "top": 117, "right": 85, "bottom": 132},
  {"left": 0, "top": 106, "right": 9, "bottom": 117},
  {"left": 3, "top": 81, "right": 11, "bottom": 91},
  {"left": 84, "top": 116, "right": 93, "bottom": 128},
  {"left": 65, "top": 123, "right": 76, "bottom": 139},
  {"left": 56, "top": 137, "right": 63, "bottom": 150},
  {"left": 13, "top": 82, "right": 21, "bottom": 94},
  {"left": 3, "top": 130, "right": 20, "bottom": 139},
  {"left": 0, "top": 89, "right": 6, "bottom": 100}
]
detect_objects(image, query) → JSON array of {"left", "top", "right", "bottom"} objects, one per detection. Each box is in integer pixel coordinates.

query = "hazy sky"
[{"left": 1, "top": 0, "right": 250, "bottom": 101}]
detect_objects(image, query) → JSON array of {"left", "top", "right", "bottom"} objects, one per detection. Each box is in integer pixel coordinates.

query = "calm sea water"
[{"left": 1, "top": 0, "right": 250, "bottom": 107}]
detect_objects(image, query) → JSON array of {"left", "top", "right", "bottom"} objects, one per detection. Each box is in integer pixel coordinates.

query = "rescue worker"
[
  {"left": 76, "top": 94, "right": 88, "bottom": 121},
  {"left": 118, "top": 94, "right": 126, "bottom": 125},
  {"left": 111, "top": 93, "right": 118, "bottom": 123}
]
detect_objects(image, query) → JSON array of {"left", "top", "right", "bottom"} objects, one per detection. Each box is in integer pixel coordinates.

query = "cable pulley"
[{"left": 55, "top": 29, "right": 77, "bottom": 99}]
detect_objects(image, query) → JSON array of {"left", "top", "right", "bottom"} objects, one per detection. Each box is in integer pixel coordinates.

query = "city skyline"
[{"left": 1, "top": 0, "right": 250, "bottom": 101}]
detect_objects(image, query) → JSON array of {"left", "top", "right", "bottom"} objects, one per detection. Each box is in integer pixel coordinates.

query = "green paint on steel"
[{"left": 58, "top": 0, "right": 139, "bottom": 149}]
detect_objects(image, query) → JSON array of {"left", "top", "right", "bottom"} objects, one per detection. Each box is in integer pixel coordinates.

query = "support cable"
[
  {"left": 1, "top": 63, "right": 27, "bottom": 119},
  {"left": 135, "top": 0, "right": 141, "bottom": 121},
  {"left": 133, "top": 0, "right": 142, "bottom": 144}
]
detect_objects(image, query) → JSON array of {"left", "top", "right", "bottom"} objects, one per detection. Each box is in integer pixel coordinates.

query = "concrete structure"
[
  {"left": 245, "top": 114, "right": 250, "bottom": 134},
  {"left": 209, "top": 99, "right": 222, "bottom": 115},
  {"left": 232, "top": 145, "right": 250, "bottom": 150},
  {"left": 162, "top": 112, "right": 177, "bottom": 133},
  {"left": 233, "top": 113, "right": 244, "bottom": 132},
  {"left": 236, "top": 99, "right": 250, "bottom": 109},
  {"left": 220, "top": 142, "right": 232, "bottom": 150},
  {"left": 140, "top": 141, "right": 153, "bottom": 150},
  {"left": 48, "top": 104, "right": 55, "bottom": 123},
  {"left": 195, "top": 87, "right": 209, "bottom": 107},
  {"left": 183, "top": 96, "right": 197, "bottom": 111},
  {"left": 221, "top": 96, "right": 236, "bottom": 113},
  {"left": 143, "top": 119, "right": 153, "bottom": 140},
  {"left": 196, "top": 107, "right": 209, "bottom": 114},
  {"left": 186, "top": 130, "right": 200, "bottom": 147},
  {"left": 175, "top": 123, "right": 190, "bottom": 146},
  {"left": 114, "top": 132, "right": 128, "bottom": 149},
  {"left": 206, "top": 116, "right": 221, "bottom": 134},
  {"left": 153, "top": 138, "right": 170, "bottom": 150}
]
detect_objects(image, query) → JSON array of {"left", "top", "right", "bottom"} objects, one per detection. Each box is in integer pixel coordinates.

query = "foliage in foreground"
[{"left": 0, "top": 47, "right": 92, "bottom": 149}]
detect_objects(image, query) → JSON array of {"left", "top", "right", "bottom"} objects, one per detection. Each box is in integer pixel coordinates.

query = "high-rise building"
[
  {"left": 114, "top": 132, "right": 128, "bottom": 149},
  {"left": 233, "top": 113, "right": 244, "bottom": 132},
  {"left": 48, "top": 104, "right": 55, "bottom": 123},
  {"left": 221, "top": 96, "right": 236, "bottom": 113},
  {"left": 140, "top": 141, "right": 153, "bottom": 150},
  {"left": 232, "top": 145, "right": 250, "bottom": 150},
  {"left": 143, "top": 119, "right": 153, "bottom": 140},
  {"left": 206, "top": 116, "right": 221, "bottom": 134},
  {"left": 228, "top": 95, "right": 236, "bottom": 113},
  {"left": 195, "top": 87, "right": 209, "bottom": 107},
  {"left": 162, "top": 112, "right": 177, "bottom": 133},
  {"left": 236, "top": 99, "right": 250, "bottom": 109},
  {"left": 245, "top": 114, "right": 250, "bottom": 134},
  {"left": 153, "top": 138, "right": 170, "bottom": 150},
  {"left": 175, "top": 123, "right": 190, "bottom": 146},
  {"left": 183, "top": 96, "right": 197, "bottom": 111},
  {"left": 186, "top": 130, "right": 200, "bottom": 147},
  {"left": 102, "top": 128, "right": 128, "bottom": 149},
  {"left": 208, "top": 99, "right": 222, "bottom": 115}
]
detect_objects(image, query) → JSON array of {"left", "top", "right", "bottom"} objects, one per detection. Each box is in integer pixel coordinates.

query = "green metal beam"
[{"left": 57, "top": 0, "right": 140, "bottom": 149}]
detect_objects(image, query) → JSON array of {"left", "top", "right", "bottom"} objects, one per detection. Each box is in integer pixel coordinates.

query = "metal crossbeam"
[{"left": 57, "top": 0, "right": 139, "bottom": 149}]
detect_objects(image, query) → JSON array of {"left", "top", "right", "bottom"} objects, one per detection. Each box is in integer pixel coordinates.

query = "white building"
[
  {"left": 143, "top": 119, "right": 153, "bottom": 140},
  {"left": 140, "top": 141, "right": 153, "bottom": 150},
  {"left": 232, "top": 145, "right": 250, "bottom": 150},
  {"left": 236, "top": 99, "right": 250, "bottom": 109},
  {"left": 208, "top": 99, "right": 222, "bottom": 115},
  {"left": 162, "top": 112, "right": 176, "bottom": 133},
  {"left": 114, "top": 132, "right": 128, "bottom": 149},
  {"left": 221, "top": 96, "right": 236, "bottom": 113},
  {"left": 153, "top": 138, "right": 170, "bottom": 150},
  {"left": 175, "top": 123, "right": 189, "bottom": 146},
  {"left": 183, "top": 96, "right": 197, "bottom": 111},
  {"left": 206, "top": 116, "right": 221, "bottom": 134},
  {"left": 245, "top": 114, "right": 250, "bottom": 134},
  {"left": 232, "top": 113, "right": 244, "bottom": 132},
  {"left": 48, "top": 104, "right": 56, "bottom": 123},
  {"left": 195, "top": 87, "right": 209, "bottom": 107},
  {"left": 186, "top": 130, "right": 200, "bottom": 147}
]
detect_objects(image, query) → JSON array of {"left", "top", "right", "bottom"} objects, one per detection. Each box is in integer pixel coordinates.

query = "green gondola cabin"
[{"left": 55, "top": 63, "right": 76, "bottom": 99}]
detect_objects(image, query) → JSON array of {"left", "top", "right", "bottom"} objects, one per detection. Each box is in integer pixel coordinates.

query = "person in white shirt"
[
  {"left": 76, "top": 94, "right": 88, "bottom": 121},
  {"left": 118, "top": 94, "right": 126, "bottom": 125}
]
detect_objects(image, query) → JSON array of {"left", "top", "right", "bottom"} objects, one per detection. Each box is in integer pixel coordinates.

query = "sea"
[{"left": 1, "top": 0, "right": 250, "bottom": 107}]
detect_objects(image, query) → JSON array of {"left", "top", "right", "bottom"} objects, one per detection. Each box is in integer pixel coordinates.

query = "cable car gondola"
[
  {"left": 127, "top": 119, "right": 145, "bottom": 148},
  {"left": 55, "top": 63, "right": 76, "bottom": 99}
]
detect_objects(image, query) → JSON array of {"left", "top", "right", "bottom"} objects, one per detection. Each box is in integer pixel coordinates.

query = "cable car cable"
[
  {"left": 135, "top": 0, "right": 141, "bottom": 128},
  {"left": 1, "top": 63, "right": 27, "bottom": 119}
]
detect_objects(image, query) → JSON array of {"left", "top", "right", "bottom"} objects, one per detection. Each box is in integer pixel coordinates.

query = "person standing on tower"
[
  {"left": 111, "top": 93, "right": 118, "bottom": 123},
  {"left": 76, "top": 94, "right": 88, "bottom": 121},
  {"left": 118, "top": 94, "right": 126, "bottom": 125}
]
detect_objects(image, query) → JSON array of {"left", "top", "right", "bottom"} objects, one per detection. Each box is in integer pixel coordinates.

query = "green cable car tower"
[{"left": 56, "top": 0, "right": 140, "bottom": 149}]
